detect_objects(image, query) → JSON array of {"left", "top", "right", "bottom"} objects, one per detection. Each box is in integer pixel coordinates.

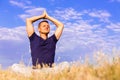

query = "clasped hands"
[{"left": 41, "top": 10, "right": 50, "bottom": 19}]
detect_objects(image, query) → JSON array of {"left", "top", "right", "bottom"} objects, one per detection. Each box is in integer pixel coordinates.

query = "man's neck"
[{"left": 40, "top": 33, "right": 48, "bottom": 40}]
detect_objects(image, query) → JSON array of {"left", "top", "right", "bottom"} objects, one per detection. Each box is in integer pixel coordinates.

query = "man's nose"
[{"left": 46, "top": 26, "right": 49, "bottom": 28}]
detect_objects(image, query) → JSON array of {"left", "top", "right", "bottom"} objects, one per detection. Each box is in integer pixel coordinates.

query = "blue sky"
[{"left": 0, "top": 0, "right": 120, "bottom": 68}]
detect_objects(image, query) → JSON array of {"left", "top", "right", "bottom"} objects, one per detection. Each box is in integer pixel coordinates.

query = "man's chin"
[
  {"left": 45, "top": 32, "right": 49, "bottom": 34},
  {"left": 43, "top": 32, "right": 49, "bottom": 34},
  {"left": 40, "top": 31, "right": 50, "bottom": 34}
]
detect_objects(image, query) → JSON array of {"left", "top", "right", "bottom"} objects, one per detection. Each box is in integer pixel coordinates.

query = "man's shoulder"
[
  {"left": 28, "top": 32, "right": 39, "bottom": 41},
  {"left": 49, "top": 34, "right": 58, "bottom": 43}
]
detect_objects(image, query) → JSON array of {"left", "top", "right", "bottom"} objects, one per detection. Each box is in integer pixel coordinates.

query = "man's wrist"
[
  {"left": 39, "top": 15, "right": 45, "bottom": 19},
  {"left": 46, "top": 15, "right": 51, "bottom": 20}
]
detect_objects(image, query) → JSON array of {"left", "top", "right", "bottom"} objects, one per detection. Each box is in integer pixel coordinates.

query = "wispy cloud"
[
  {"left": 9, "top": 0, "right": 33, "bottom": 9},
  {"left": 54, "top": 8, "right": 83, "bottom": 20},
  {"left": 57, "top": 22, "right": 120, "bottom": 53},
  {"left": 52, "top": 8, "right": 120, "bottom": 53},
  {"left": 0, "top": 26, "right": 26, "bottom": 41},
  {"left": 53, "top": 8, "right": 111, "bottom": 24},
  {"left": 19, "top": 7, "right": 45, "bottom": 21},
  {"left": 106, "top": 22, "right": 120, "bottom": 32},
  {"left": 87, "top": 10, "right": 111, "bottom": 23}
]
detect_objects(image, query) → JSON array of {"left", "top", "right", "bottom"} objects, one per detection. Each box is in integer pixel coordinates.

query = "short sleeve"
[
  {"left": 51, "top": 34, "right": 58, "bottom": 43},
  {"left": 28, "top": 32, "right": 37, "bottom": 41}
]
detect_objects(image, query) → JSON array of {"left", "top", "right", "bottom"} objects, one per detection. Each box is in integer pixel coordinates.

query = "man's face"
[{"left": 38, "top": 22, "right": 50, "bottom": 34}]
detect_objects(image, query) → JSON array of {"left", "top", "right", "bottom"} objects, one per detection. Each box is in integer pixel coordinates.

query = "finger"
[
  {"left": 44, "top": 9, "right": 47, "bottom": 14},
  {"left": 43, "top": 10, "right": 45, "bottom": 14}
]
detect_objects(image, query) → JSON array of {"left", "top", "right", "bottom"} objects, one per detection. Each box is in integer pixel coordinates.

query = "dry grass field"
[{"left": 0, "top": 50, "right": 120, "bottom": 80}]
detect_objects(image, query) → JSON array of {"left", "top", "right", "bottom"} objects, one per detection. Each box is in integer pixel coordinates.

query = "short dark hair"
[{"left": 38, "top": 20, "right": 49, "bottom": 28}]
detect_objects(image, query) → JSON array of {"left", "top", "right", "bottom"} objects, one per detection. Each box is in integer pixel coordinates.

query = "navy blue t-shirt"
[{"left": 29, "top": 32, "right": 58, "bottom": 67}]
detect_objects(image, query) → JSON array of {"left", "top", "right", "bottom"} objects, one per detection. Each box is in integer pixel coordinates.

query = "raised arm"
[
  {"left": 26, "top": 11, "right": 45, "bottom": 37},
  {"left": 45, "top": 12, "right": 64, "bottom": 40}
]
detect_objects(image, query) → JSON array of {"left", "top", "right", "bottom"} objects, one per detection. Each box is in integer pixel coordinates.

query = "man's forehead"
[
  {"left": 41, "top": 22, "right": 49, "bottom": 24},
  {"left": 41, "top": 22, "right": 49, "bottom": 25}
]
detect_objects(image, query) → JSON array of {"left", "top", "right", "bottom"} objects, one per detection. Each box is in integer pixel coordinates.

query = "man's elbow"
[
  {"left": 26, "top": 18, "right": 30, "bottom": 22},
  {"left": 59, "top": 23, "right": 64, "bottom": 28},
  {"left": 26, "top": 18, "right": 33, "bottom": 23},
  {"left": 62, "top": 23, "right": 64, "bottom": 27}
]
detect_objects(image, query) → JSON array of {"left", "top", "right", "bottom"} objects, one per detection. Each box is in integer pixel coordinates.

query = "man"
[{"left": 26, "top": 10, "right": 64, "bottom": 69}]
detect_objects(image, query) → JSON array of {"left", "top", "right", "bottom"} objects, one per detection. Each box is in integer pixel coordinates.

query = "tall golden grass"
[{"left": 0, "top": 50, "right": 120, "bottom": 80}]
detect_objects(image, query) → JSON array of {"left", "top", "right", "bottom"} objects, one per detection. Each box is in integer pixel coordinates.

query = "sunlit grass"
[{"left": 0, "top": 50, "right": 120, "bottom": 80}]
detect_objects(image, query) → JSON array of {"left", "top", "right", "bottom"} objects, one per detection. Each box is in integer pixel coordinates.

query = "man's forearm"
[
  {"left": 47, "top": 16, "right": 64, "bottom": 28},
  {"left": 27, "top": 15, "right": 44, "bottom": 23}
]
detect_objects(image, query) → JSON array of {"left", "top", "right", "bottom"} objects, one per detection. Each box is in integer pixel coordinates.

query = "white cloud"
[
  {"left": 54, "top": 8, "right": 82, "bottom": 20},
  {"left": 53, "top": 8, "right": 120, "bottom": 53},
  {"left": 19, "top": 7, "right": 45, "bottom": 21},
  {"left": 0, "top": 26, "right": 26, "bottom": 41},
  {"left": 9, "top": 0, "right": 33, "bottom": 9},
  {"left": 87, "top": 10, "right": 111, "bottom": 23},
  {"left": 106, "top": 22, "right": 120, "bottom": 32},
  {"left": 57, "top": 21, "right": 120, "bottom": 53},
  {"left": 88, "top": 10, "right": 110, "bottom": 17},
  {"left": 54, "top": 8, "right": 111, "bottom": 23}
]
